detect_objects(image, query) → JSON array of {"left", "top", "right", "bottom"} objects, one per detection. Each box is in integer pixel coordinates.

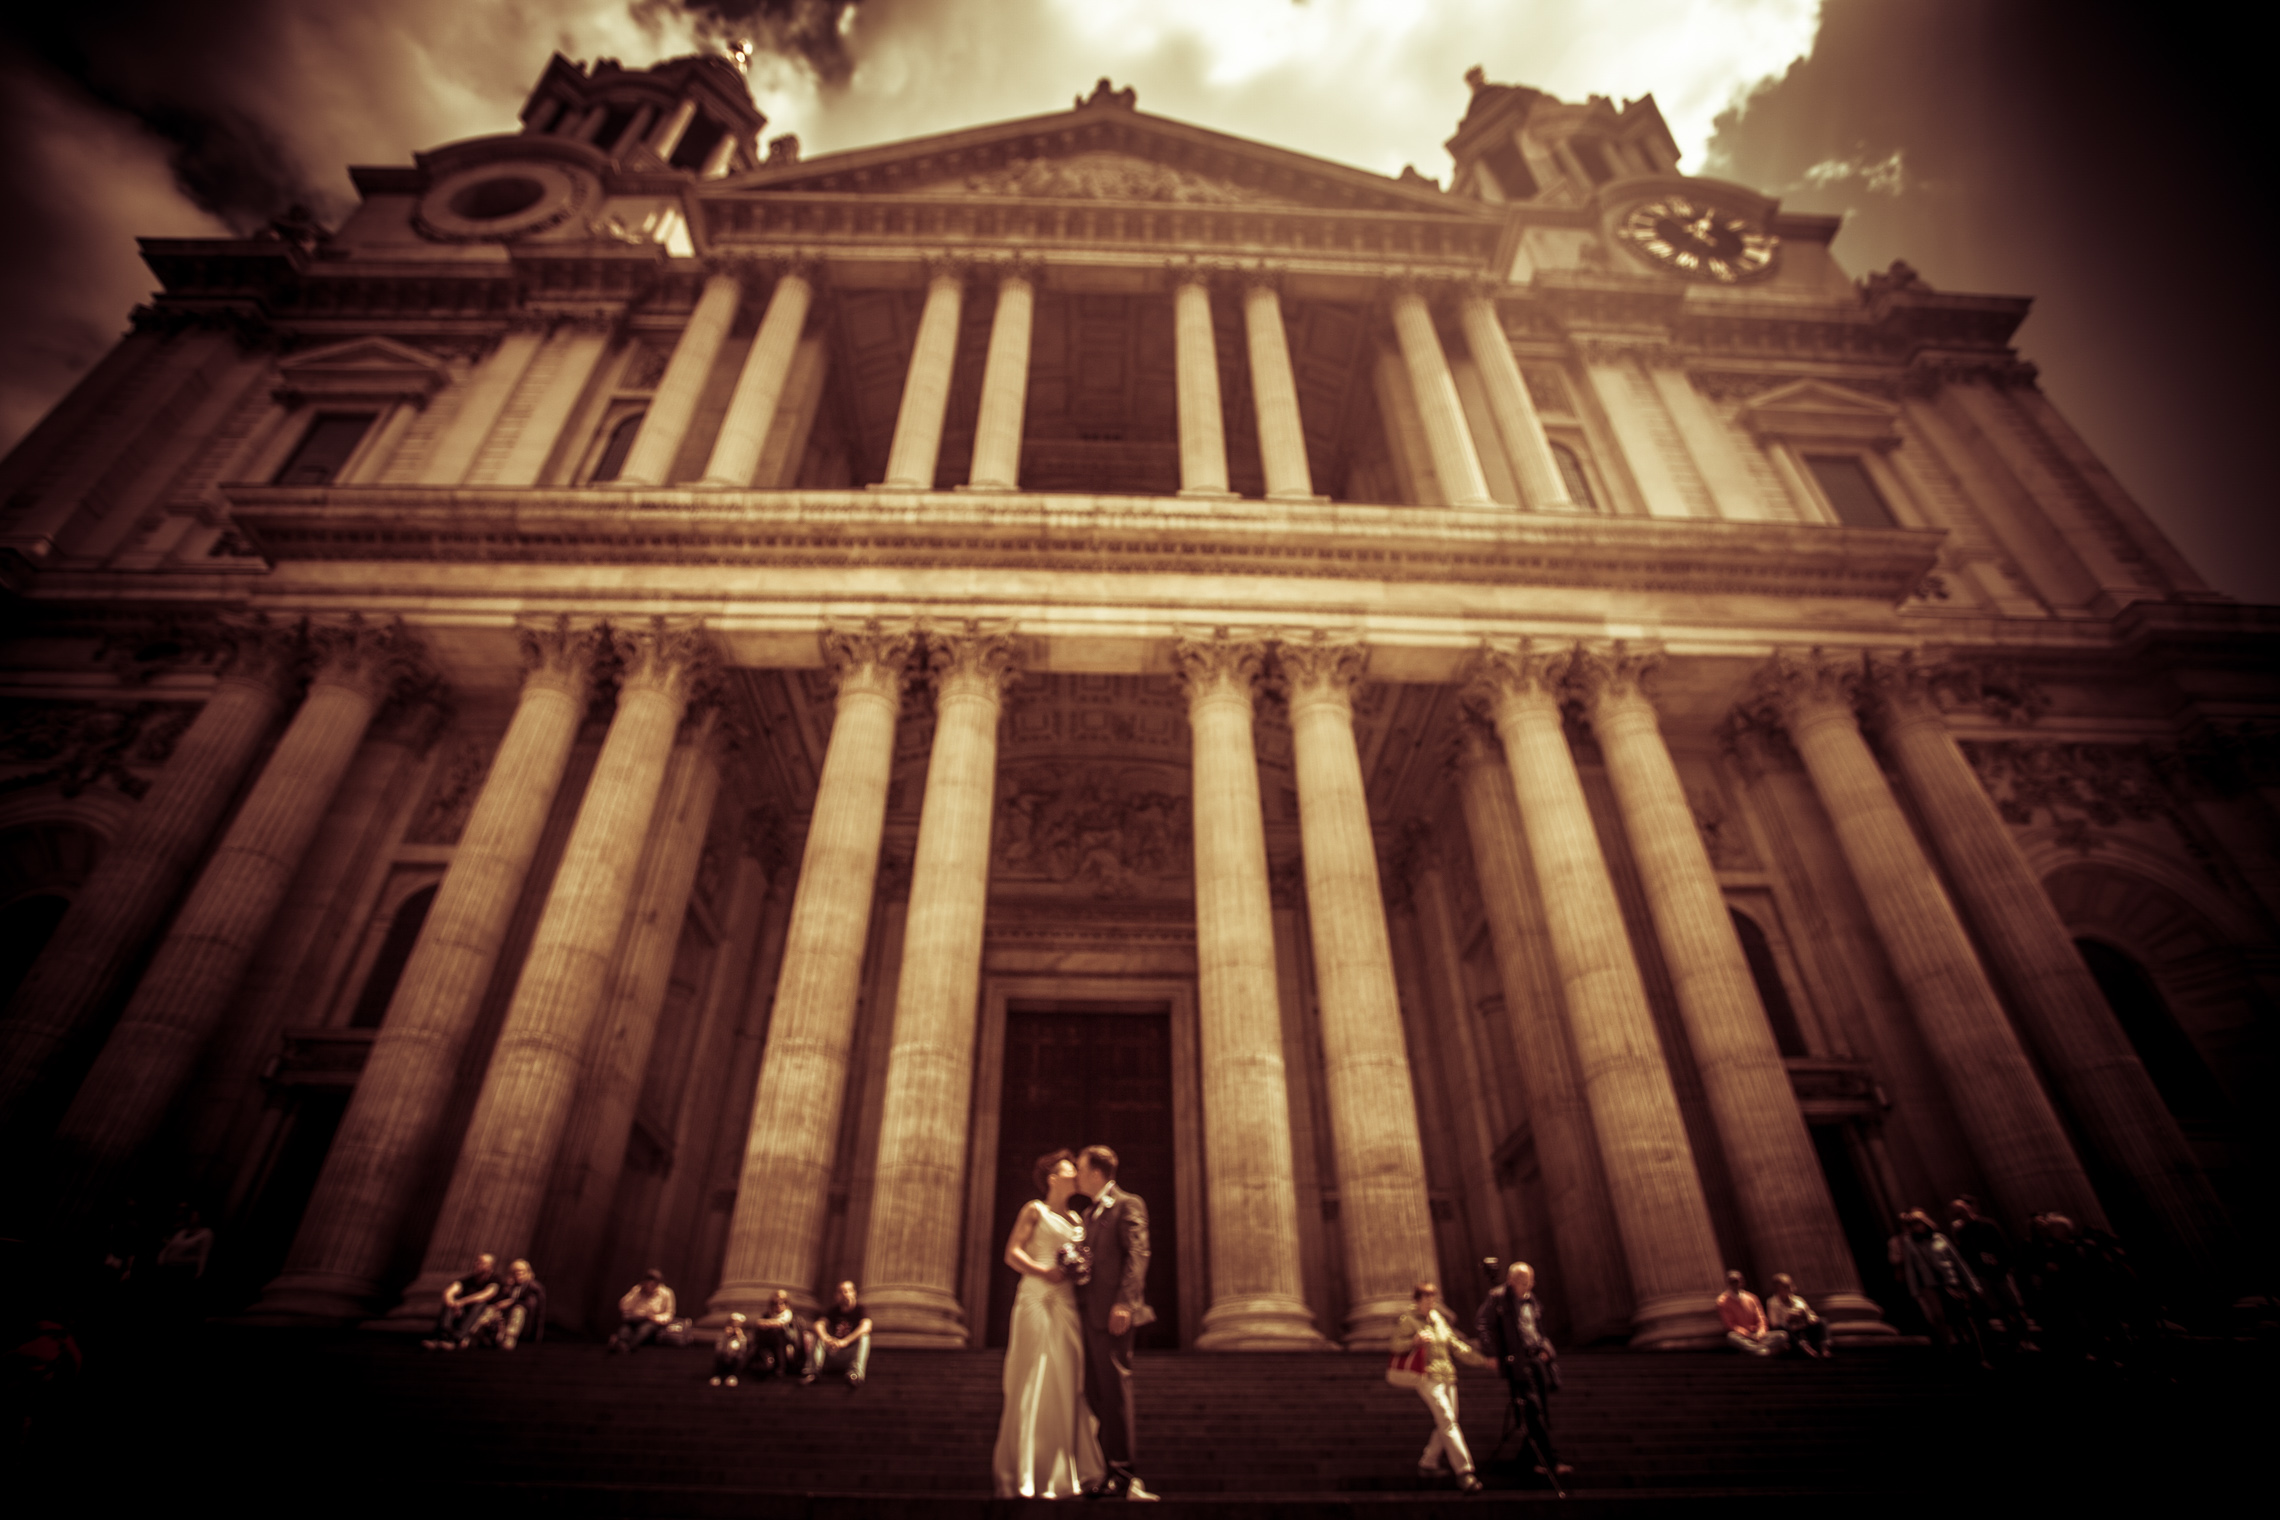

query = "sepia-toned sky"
[{"left": 3, "top": 1, "right": 2270, "bottom": 600}]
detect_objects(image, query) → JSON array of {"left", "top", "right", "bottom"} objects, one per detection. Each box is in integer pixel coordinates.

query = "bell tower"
[
  {"left": 1445, "top": 66, "right": 1681, "bottom": 206},
  {"left": 516, "top": 51, "right": 766, "bottom": 178}
]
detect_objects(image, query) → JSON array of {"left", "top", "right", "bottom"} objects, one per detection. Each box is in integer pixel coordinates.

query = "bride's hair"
[{"left": 1032, "top": 1147, "right": 1077, "bottom": 1198}]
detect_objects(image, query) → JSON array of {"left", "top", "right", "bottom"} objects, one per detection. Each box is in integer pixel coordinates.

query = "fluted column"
[
  {"left": 1576, "top": 645, "right": 1884, "bottom": 1331},
  {"left": 1749, "top": 650, "right": 2103, "bottom": 1230},
  {"left": 0, "top": 619, "right": 298, "bottom": 1138},
  {"left": 1388, "top": 285, "right": 1493, "bottom": 507},
  {"left": 966, "top": 264, "right": 1036, "bottom": 490},
  {"left": 536, "top": 710, "right": 728, "bottom": 1322},
  {"left": 1468, "top": 642, "right": 1726, "bottom": 1347},
  {"left": 1173, "top": 273, "right": 1232, "bottom": 496},
  {"left": 386, "top": 620, "right": 719, "bottom": 1321},
  {"left": 1450, "top": 724, "right": 1633, "bottom": 1339},
  {"left": 1456, "top": 290, "right": 1570, "bottom": 510},
  {"left": 879, "top": 262, "right": 966, "bottom": 489},
  {"left": 619, "top": 271, "right": 744, "bottom": 487},
  {"left": 863, "top": 626, "right": 1020, "bottom": 1345},
  {"left": 251, "top": 618, "right": 601, "bottom": 1325},
  {"left": 712, "top": 622, "right": 913, "bottom": 1317},
  {"left": 50, "top": 619, "right": 429, "bottom": 1218},
  {"left": 422, "top": 325, "right": 544, "bottom": 485},
  {"left": 1174, "top": 633, "right": 1329, "bottom": 1349},
  {"left": 1242, "top": 279, "right": 1316, "bottom": 501},
  {"left": 1274, "top": 635, "right": 1440, "bottom": 1346},
  {"left": 701, "top": 262, "right": 816, "bottom": 488},
  {"left": 1865, "top": 655, "right": 2226, "bottom": 1262}
]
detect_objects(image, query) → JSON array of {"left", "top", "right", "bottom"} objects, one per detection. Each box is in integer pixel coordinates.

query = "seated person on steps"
[
  {"left": 608, "top": 1268, "right": 676, "bottom": 1354},
  {"left": 422, "top": 1253, "right": 499, "bottom": 1348},
  {"left": 750, "top": 1289, "right": 804, "bottom": 1379},
  {"left": 711, "top": 1313, "right": 751, "bottom": 1387},
  {"left": 804, "top": 1280, "right": 871, "bottom": 1388},
  {"left": 1717, "top": 1270, "right": 1783, "bottom": 1355},
  {"left": 457, "top": 1258, "right": 546, "bottom": 1350},
  {"left": 1763, "top": 1273, "right": 1831, "bottom": 1359}
]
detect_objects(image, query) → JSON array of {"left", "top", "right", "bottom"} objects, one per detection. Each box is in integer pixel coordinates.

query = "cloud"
[{"left": 1800, "top": 148, "right": 1903, "bottom": 195}]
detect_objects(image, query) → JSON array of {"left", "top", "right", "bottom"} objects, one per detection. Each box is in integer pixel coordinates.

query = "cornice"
[{"left": 223, "top": 484, "right": 1943, "bottom": 603}]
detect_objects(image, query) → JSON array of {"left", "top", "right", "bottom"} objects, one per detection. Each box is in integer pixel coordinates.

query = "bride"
[{"left": 993, "top": 1148, "right": 1107, "bottom": 1499}]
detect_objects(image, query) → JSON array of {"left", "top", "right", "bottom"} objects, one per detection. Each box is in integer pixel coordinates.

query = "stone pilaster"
[
  {"left": 250, "top": 616, "right": 602, "bottom": 1324},
  {"left": 1172, "top": 271, "right": 1232, "bottom": 496},
  {"left": 702, "top": 261, "right": 816, "bottom": 488},
  {"left": 1388, "top": 284, "right": 1492, "bottom": 507},
  {"left": 1274, "top": 633, "right": 1440, "bottom": 1346},
  {"left": 0, "top": 617, "right": 298, "bottom": 1140},
  {"left": 1466, "top": 641, "right": 1726, "bottom": 1347},
  {"left": 620, "top": 271, "right": 744, "bottom": 487},
  {"left": 1448, "top": 722, "right": 1634, "bottom": 1340},
  {"left": 712, "top": 621, "right": 913, "bottom": 1317},
  {"left": 1241, "top": 279, "right": 1317, "bottom": 501},
  {"left": 384, "top": 619, "right": 719, "bottom": 1324},
  {"left": 967, "top": 263, "right": 1037, "bottom": 491},
  {"left": 50, "top": 617, "right": 431, "bottom": 1219},
  {"left": 863, "top": 624, "right": 1020, "bottom": 1345},
  {"left": 1173, "top": 632, "right": 1329, "bottom": 1349},
  {"left": 1575, "top": 644, "right": 1884, "bottom": 1332},
  {"left": 1864, "top": 653, "right": 2230, "bottom": 1268},
  {"left": 1747, "top": 648, "right": 2104, "bottom": 1232},
  {"left": 880, "top": 261, "right": 966, "bottom": 489}
]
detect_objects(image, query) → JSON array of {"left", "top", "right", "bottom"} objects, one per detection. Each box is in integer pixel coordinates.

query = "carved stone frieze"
[
  {"left": 407, "top": 737, "right": 494, "bottom": 845},
  {"left": 995, "top": 763, "right": 1191, "bottom": 898},
  {"left": 944, "top": 150, "right": 1251, "bottom": 205},
  {"left": 1962, "top": 739, "right": 2173, "bottom": 856},
  {"left": 0, "top": 701, "right": 200, "bottom": 801}
]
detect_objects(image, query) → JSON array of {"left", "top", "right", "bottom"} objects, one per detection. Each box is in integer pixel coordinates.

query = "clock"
[{"left": 1615, "top": 195, "right": 1779, "bottom": 284}]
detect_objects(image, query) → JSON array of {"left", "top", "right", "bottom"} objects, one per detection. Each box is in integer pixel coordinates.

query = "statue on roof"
[{"left": 1077, "top": 77, "right": 1138, "bottom": 110}]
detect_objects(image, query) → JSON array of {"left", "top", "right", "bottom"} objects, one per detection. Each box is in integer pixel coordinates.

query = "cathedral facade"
[{"left": 1, "top": 52, "right": 2269, "bottom": 1351}]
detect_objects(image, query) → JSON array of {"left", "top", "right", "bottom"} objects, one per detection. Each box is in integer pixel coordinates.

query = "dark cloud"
[
  {"left": 640, "top": 0, "right": 865, "bottom": 85},
  {"left": 1706, "top": 0, "right": 2280, "bottom": 602}
]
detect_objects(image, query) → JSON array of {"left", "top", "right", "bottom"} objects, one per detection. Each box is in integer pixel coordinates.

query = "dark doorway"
[
  {"left": 222, "top": 1089, "right": 350, "bottom": 1309},
  {"left": 1810, "top": 1122, "right": 1908, "bottom": 1326},
  {"left": 986, "top": 1002, "right": 1179, "bottom": 1351}
]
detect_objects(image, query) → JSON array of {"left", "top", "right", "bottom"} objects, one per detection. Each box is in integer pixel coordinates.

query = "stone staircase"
[{"left": 34, "top": 1328, "right": 2262, "bottom": 1514}]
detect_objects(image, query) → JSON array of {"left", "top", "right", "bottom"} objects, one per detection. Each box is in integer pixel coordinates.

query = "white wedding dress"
[{"left": 992, "top": 1204, "right": 1107, "bottom": 1498}]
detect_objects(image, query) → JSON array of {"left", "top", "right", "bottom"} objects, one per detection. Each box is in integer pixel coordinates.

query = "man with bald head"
[{"left": 1475, "top": 1261, "right": 1569, "bottom": 1480}]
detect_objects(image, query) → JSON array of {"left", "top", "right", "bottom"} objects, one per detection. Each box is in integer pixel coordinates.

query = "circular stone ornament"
[
  {"left": 416, "top": 160, "right": 596, "bottom": 243},
  {"left": 1614, "top": 194, "right": 1780, "bottom": 284}
]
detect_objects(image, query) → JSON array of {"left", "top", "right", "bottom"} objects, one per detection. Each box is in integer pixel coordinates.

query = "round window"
[{"left": 447, "top": 176, "right": 546, "bottom": 221}]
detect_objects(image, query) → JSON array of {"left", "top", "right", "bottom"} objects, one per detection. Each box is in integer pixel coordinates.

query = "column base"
[
  {"left": 1818, "top": 1291, "right": 1900, "bottom": 1342},
  {"left": 864, "top": 1284, "right": 969, "bottom": 1348},
  {"left": 1195, "top": 1294, "right": 1335, "bottom": 1350},
  {"left": 866, "top": 481, "right": 928, "bottom": 492},
  {"left": 1175, "top": 488, "right": 1240, "bottom": 500},
  {"left": 236, "top": 1270, "right": 381, "bottom": 1328},
  {"left": 703, "top": 1277, "right": 823, "bottom": 1326},
  {"left": 954, "top": 482, "right": 1017, "bottom": 493},
  {"left": 1340, "top": 1293, "right": 1414, "bottom": 1351},
  {"left": 364, "top": 1267, "right": 459, "bottom": 1335},
  {"left": 1626, "top": 1291, "right": 1731, "bottom": 1349},
  {"left": 1264, "top": 491, "right": 1332, "bottom": 504}
]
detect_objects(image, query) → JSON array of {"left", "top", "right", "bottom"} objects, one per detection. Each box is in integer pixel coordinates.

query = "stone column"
[
  {"left": 879, "top": 262, "right": 966, "bottom": 489},
  {"left": 1388, "top": 284, "right": 1493, "bottom": 507},
  {"left": 1173, "top": 273, "right": 1232, "bottom": 496},
  {"left": 387, "top": 620, "right": 719, "bottom": 1319},
  {"left": 1575, "top": 645, "right": 1883, "bottom": 1330},
  {"left": 1749, "top": 650, "right": 2104, "bottom": 1230},
  {"left": 49, "top": 619, "right": 429, "bottom": 1217},
  {"left": 712, "top": 623, "right": 913, "bottom": 1317},
  {"left": 863, "top": 626, "right": 1020, "bottom": 1345},
  {"left": 1173, "top": 633, "right": 1329, "bottom": 1349},
  {"left": 966, "top": 264, "right": 1036, "bottom": 491},
  {"left": 536, "top": 711, "right": 727, "bottom": 1321},
  {"left": 701, "top": 262, "right": 815, "bottom": 488},
  {"left": 250, "top": 618, "right": 601, "bottom": 1324},
  {"left": 1450, "top": 723, "right": 1633, "bottom": 1339},
  {"left": 1456, "top": 290, "right": 1570, "bottom": 510},
  {"left": 495, "top": 319, "right": 612, "bottom": 487},
  {"left": 422, "top": 325, "right": 546, "bottom": 485},
  {"left": 619, "top": 272, "right": 744, "bottom": 487},
  {"left": 1242, "top": 279, "right": 1317, "bottom": 501},
  {"left": 0, "top": 619, "right": 298, "bottom": 1136},
  {"left": 1865, "top": 655, "right": 2228, "bottom": 1264},
  {"left": 1274, "top": 635, "right": 1441, "bottom": 1346},
  {"left": 1468, "top": 642, "right": 1727, "bottom": 1347},
  {"left": 649, "top": 99, "right": 699, "bottom": 160}
]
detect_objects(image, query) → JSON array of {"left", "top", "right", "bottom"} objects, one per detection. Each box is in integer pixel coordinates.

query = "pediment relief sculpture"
[
  {"left": 912, "top": 150, "right": 1274, "bottom": 206},
  {"left": 996, "top": 763, "right": 1192, "bottom": 897}
]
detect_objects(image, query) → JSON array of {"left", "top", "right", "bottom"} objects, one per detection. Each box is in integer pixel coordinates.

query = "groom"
[{"left": 1074, "top": 1144, "right": 1155, "bottom": 1501}]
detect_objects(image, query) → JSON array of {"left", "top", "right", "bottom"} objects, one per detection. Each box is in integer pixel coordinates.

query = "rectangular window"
[
  {"left": 1569, "top": 137, "right": 1614, "bottom": 184},
  {"left": 1804, "top": 453, "right": 1897, "bottom": 528},
  {"left": 1482, "top": 139, "right": 1539, "bottom": 201},
  {"left": 273, "top": 412, "right": 377, "bottom": 486}
]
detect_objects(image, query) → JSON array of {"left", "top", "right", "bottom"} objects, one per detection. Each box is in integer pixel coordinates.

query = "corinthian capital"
[
  {"left": 309, "top": 615, "right": 436, "bottom": 707},
  {"left": 1271, "top": 632, "right": 1368, "bottom": 710},
  {"left": 1746, "top": 646, "right": 1865, "bottom": 729},
  {"left": 1460, "top": 637, "right": 1569, "bottom": 720},
  {"left": 212, "top": 613, "right": 307, "bottom": 697},
  {"left": 515, "top": 614, "right": 609, "bottom": 700},
  {"left": 617, "top": 617, "right": 723, "bottom": 708},
  {"left": 1568, "top": 640, "right": 1665, "bottom": 716},
  {"left": 924, "top": 621, "right": 1021, "bottom": 701},
  {"left": 1170, "top": 629, "right": 1267, "bottom": 708},
  {"left": 819, "top": 618, "right": 917, "bottom": 703}
]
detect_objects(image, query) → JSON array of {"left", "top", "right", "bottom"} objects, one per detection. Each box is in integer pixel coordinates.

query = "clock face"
[{"left": 1616, "top": 196, "right": 1779, "bottom": 284}]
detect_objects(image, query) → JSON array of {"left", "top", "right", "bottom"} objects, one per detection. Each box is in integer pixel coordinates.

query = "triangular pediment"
[
  {"left": 1738, "top": 379, "right": 1901, "bottom": 445},
  {"left": 276, "top": 337, "right": 454, "bottom": 400},
  {"left": 722, "top": 99, "right": 1494, "bottom": 220}
]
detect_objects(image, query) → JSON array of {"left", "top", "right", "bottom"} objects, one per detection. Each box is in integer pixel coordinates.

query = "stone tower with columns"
[{"left": 0, "top": 54, "right": 2270, "bottom": 1353}]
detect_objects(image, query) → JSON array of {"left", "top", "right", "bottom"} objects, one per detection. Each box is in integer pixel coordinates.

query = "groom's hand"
[{"left": 1108, "top": 1305, "right": 1131, "bottom": 1335}]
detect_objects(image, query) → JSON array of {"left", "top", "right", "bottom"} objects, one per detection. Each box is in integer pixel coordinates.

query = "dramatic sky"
[{"left": 3, "top": 0, "right": 2270, "bottom": 599}]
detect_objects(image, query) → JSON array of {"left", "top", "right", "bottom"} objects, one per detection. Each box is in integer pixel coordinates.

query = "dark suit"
[
  {"left": 1474, "top": 1285, "right": 1561, "bottom": 1468},
  {"left": 1078, "top": 1183, "right": 1151, "bottom": 1477}
]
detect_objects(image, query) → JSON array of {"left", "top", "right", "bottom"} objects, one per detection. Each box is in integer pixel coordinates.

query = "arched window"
[
  {"left": 1730, "top": 908, "right": 1809, "bottom": 1058},
  {"left": 1550, "top": 442, "right": 1597, "bottom": 511},
  {"left": 588, "top": 411, "right": 645, "bottom": 484},
  {"left": 348, "top": 885, "right": 437, "bottom": 1029},
  {"left": 2076, "top": 938, "right": 2229, "bottom": 1127}
]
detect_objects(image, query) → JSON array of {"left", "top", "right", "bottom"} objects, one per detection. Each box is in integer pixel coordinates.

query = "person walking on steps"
[
  {"left": 1475, "top": 1260, "right": 1570, "bottom": 1484},
  {"left": 1393, "top": 1280, "right": 1493, "bottom": 1494}
]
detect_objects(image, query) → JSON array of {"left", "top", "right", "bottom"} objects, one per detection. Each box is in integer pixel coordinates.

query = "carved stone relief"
[
  {"left": 1963, "top": 740, "right": 2174, "bottom": 856},
  {"left": 0, "top": 702, "right": 199, "bottom": 800},
  {"left": 406, "top": 736, "right": 494, "bottom": 845},
  {"left": 995, "top": 763, "right": 1192, "bottom": 897}
]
